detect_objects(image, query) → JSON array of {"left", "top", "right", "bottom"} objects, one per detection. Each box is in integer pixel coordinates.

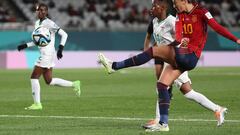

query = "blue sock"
[
  {"left": 157, "top": 82, "right": 170, "bottom": 124},
  {"left": 112, "top": 48, "right": 153, "bottom": 70}
]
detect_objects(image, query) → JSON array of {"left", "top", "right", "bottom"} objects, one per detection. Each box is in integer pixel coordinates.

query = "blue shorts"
[{"left": 175, "top": 48, "right": 199, "bottom": 71}]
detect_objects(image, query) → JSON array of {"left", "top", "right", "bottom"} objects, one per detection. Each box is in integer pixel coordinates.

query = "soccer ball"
[{"left": 32, "top": 27, "right": 51, "bottom": 47}]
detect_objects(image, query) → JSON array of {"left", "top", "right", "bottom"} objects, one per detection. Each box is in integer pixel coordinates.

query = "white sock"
[
  {"left": 31, "top": 79, "right": 41, "bottom": 104},
  {"left": 155, "top": 100, "right": 160, "bottom": 122},
  {"left": 184, "top": 90, "right": 220, "bottom": 112},
  {"left": 155, "top": 88, "right": 160, "bottom": 122},
  {"left": 50, "top": 78, "right": 73, "bottom": 87}
]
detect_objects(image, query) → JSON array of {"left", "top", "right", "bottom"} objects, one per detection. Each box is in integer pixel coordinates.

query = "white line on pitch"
[{"left": 0, "top": 115, "right": 239, "bottom": 123}]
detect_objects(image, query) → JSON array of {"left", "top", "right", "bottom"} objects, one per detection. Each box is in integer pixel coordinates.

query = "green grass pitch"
[{"left": 0, "top": 67, "right": 239, "bottom": 135}]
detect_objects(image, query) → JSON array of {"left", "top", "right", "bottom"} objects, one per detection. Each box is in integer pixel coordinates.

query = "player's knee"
[
  {"left": 45, "top": 79, "right": 52, "bottom": 85},
  {"left": 180, "top": 82, "right": 192, "bottom": 94}
]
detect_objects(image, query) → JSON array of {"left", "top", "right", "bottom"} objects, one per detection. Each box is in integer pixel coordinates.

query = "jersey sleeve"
[
  {"left": 203, "top": 10, "right": 238, "bottom": 42},
  {"left": 147, "top": 20, "right": 153, "bottom": 34},
  {"left": 202, "top": 9, "right": 214, "bottom": 22}
]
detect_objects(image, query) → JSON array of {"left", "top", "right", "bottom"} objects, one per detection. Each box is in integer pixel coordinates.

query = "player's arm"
[
  {"left": 17, "top": 42, "right": 36, "bottom": 51},
  {"left": 144, "top": 33, "right": 152, "bottom": 51},
  {"left": 205, "top": 12, "right": 240, "bottom": 44},
  {"left": 144, "top": 21, "right": 153, "bottom": 51},
  {"left": 56, "top": 28, "right": 68, "bottom": 59}
]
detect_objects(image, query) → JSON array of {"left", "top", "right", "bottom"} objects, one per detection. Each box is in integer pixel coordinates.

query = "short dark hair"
[
  {"left": 154, "top": 0, "right": 170, "bottom": 8},
  {"left": 155, "top": 0, "right": 174, "bottom": 15}
]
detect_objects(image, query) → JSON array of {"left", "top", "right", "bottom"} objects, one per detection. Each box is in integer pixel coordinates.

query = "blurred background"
[{"left": 0, "top": 0, "right": 240, "bottom": 69}]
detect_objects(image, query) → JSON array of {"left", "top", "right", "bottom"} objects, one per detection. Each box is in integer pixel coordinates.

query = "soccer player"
[
  {"left": 17, "top": 3, "right": 81, "bottom": 110},
  {"left": 98, "top": 0, "right": 240, "bottom": 131},
  {"left": 142, "top": 0, "right": 227, "bottom": 130}
]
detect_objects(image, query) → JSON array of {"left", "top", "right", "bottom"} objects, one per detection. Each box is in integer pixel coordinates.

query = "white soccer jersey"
[
  {"left": 152, "top": 15, "right": 175, "bottom": 45},
  {"left": 34, "top": 18, "right": 60, "bottom": 68},
  {"left": 35, "top": 18, "right": 59, "bottom": 55}
]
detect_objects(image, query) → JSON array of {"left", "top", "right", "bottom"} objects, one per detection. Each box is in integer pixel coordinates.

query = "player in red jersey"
[{"left": 98, "top": 0, "right": 240, "bottom": 131}]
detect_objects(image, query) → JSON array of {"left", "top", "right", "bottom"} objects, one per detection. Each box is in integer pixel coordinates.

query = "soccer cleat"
[
  {"left": 73, "top": 80, "right": 81, "bottom": 97},
  {"left": 25, "top": 103, "right": 42, "bottom": 110},
  {"left": 145, "top": 123, "right": 169, "bottom": 132},
  {"left": 215, "top": 107, "right": 228, "bottom": 126},
  {"left": 142, "top": 119, "right": 158, "bottom": 129},
  {"left": 98, "top": 53, "right": 115, "bottom": 74}
]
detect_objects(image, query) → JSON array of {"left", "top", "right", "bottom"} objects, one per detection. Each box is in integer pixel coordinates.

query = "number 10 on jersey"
[{"left": 183, "top": 24, "right": 193, "bottom": 34}]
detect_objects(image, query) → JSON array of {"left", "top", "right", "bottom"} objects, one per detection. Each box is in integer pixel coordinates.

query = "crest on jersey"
[{"left": 192, "top": 15, "right": 197, "bottom": 23}]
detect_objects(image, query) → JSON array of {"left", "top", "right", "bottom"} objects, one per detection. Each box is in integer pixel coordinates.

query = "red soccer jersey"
[{"left": 175, "top": 4, "right": 238, "bottom": 58}]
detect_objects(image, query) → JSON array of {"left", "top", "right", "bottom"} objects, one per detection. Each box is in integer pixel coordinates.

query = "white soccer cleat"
[
  {"left": 145, "top": 123, "right": 169, "bottom": 132},
  {"left": 98, "top": 53, "right": 115, "bottom": 74},
  {"left": 142, "top": 119, "right": 158, "bottom": 129},
  {"left": 215, "top": 107, "right": 228, "bottom": 126}
]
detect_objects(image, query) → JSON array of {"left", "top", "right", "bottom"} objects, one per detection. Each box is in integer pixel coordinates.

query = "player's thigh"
[
  {"left": 158, "top": 64, "right": 182, "bottom": 86},
  {"left": 31, "top": 66, "right": 43, "bottom": 79},
  {"left": 152, "top": 46, "right": 176, "bottom": 66},
  {"left": 43, "top": 68, "right": 53, "bottom": 84}
]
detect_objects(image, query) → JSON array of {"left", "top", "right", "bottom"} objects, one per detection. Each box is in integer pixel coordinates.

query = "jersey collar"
[
  {"left": 39, "top": 17, "right": 47, "bottom": 25},
  {"left": 188, "top": 4, "right": 198, "bottom": 14}
]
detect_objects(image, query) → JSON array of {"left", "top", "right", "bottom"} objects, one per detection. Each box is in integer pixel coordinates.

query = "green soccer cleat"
[
  {"left": 98, "top": 53, "right": 115, "bottom": 74},
  {"left": 25, "top": 103, "right": 42, "bottom": 110},
  {"left": 73, "top": 80, "right": 81, "bottom": 97}
]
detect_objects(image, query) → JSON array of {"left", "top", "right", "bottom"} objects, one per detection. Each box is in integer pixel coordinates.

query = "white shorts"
[
  {"left": 35, "top": 54, "right": 55, "bottom": 68},
  {"left": 174, "top": 71, "right": 191, "bottom": 89}
]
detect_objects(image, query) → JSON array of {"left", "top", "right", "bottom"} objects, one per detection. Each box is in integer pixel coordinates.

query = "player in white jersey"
[
  {"left": 142, "top": 0, "right": 227, "bottom": 130},
  {"left": 17, "top": 3, "right": 81, "bottom": 110}
]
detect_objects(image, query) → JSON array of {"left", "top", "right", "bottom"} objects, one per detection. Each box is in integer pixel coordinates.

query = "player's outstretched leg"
[
  {"left": 184, "top": 89, "right": 227, "bottom": 126},
  {"left": 49, "top": 78, "right": 81, "bottom": 97},
  {"left": 98, "top": 48, "right": 153, "bottom": 74}
]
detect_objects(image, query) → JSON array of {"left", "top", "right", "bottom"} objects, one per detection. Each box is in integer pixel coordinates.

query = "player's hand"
[
  {"left": 57, "top": 45, "right": 64, "bottom": 60},
  {"left": 17, "top": 44, "right": 27, "bottom": 51}
]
